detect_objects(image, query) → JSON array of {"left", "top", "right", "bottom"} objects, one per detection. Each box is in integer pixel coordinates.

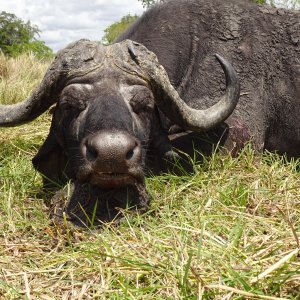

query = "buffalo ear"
[{"left": 32, "top": 129, "right": 70, "bottom": 190}]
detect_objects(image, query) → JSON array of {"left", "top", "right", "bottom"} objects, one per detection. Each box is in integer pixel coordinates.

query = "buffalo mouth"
[
  {"left": 89, "top": 172, "right": 139, "bottom": 188},
  {"left": 76, "top": 152, "right": 145, "bottom": 190}
]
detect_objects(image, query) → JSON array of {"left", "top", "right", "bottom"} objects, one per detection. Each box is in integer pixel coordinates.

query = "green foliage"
[
  {"left": 102, "top": 14, "right": 138, "bottom": 45},
  {"left": 4, "top": 40, "right": 54, "bottom": 60},
  {"left": 0, "top": 11, "right": 53, "bottom": 59},
  {"left": 0, "top": 11, "right": 38, "bottom": 49}
]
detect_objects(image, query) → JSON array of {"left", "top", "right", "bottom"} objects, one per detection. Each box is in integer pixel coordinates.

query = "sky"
[{"left": 0, "top": 0, "right": 145, "bottom": 52}]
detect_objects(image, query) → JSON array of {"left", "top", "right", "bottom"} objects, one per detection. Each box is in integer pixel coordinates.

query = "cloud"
[{"left": 0, "top": 0, "right": 144, "bottom": 51}]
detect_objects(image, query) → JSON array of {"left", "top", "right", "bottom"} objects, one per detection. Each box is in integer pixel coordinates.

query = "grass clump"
[{"left": 0, "top": 55, "right": 299, "bottom": 299}]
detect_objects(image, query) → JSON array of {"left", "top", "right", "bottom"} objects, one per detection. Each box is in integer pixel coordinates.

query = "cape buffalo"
[
  {"left": 1, "top": 0, "right": 299, "bottom": 225},
  {"left": 0, "top": 28, "right": 239, "bottom": 224}
]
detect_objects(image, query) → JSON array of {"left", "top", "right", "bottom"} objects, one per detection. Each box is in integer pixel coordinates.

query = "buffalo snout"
[{"left": 79, "top": 130, "right": 143, "bottom": 188}]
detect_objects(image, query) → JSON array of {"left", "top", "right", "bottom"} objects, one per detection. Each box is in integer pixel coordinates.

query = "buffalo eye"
[
  {"left": 59, "top": 102, "right": 73, "bottom": 111},
  {"left": 129, "top": 87, "right": 154, "bottom": 115},
  {"left": 59, "top": 98, "right": 86, "bottom": 113}
]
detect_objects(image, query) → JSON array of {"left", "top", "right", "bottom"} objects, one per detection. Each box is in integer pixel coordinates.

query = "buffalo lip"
[{"left": 90, "top": 172, "right": 138, "bottom": 188}]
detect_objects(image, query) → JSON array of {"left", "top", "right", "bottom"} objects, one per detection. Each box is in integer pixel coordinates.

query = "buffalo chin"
[{"left": 49, "top": 181, "right": 150, "bottom": 227}]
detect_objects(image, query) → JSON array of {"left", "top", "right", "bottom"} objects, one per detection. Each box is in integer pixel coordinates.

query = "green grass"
[{"left": 0, "top": 54, "right": 299, "bottom": 299}]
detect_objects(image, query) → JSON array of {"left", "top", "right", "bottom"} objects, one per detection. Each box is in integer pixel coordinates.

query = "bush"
[
  {"left": 0, "top": 11, "right": 54, "bottom": 59},
  {"left": 102, "top": 14, "right": 138, "bottom": 44}
]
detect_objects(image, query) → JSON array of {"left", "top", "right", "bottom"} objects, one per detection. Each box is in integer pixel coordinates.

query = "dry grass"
[
  {"left": 0, "top": 55, "right": 299, "bottom": 300},
  {"left": 0, "top": 53, "right": 50, "bottom": 105}
]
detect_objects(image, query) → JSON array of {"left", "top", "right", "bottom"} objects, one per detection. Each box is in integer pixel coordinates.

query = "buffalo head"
[{"left": 0, "top": 39, "right": 239, "bottom": 225}]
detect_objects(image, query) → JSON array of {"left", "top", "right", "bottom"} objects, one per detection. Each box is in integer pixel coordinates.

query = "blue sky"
[{"left": 0, "top": 0, "right": 144, "bottom": 52}]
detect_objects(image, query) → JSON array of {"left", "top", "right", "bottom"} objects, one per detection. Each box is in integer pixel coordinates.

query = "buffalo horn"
[
  {"left": 0, "top": 69, "right": 61, "bottom": 127},
  {"left": 134, "top": 43, "right": 240, "bottom": 132}
]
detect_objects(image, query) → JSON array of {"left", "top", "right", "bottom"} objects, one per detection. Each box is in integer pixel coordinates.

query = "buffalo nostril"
[
  {"left": 85, "top": 143, "right": 98, "bottom": 161},
  {"left": 126, "top": 148, "right": 135, "bottom": 160},
  {"left": 126, "top": 142, "right": 139, "bottom": 160}
]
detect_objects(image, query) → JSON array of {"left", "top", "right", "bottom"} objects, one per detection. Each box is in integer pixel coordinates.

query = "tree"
[
  {"left": 102, "top": 14, "right": 138, "bottom": 45},
  {"left": 0, "top": 11, "right": 53, "bottom": 59}
]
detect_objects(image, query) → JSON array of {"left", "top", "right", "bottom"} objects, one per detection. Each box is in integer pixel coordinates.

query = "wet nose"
[{"left": 81, "top": 131, "right": 141, "bottom": 170}]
